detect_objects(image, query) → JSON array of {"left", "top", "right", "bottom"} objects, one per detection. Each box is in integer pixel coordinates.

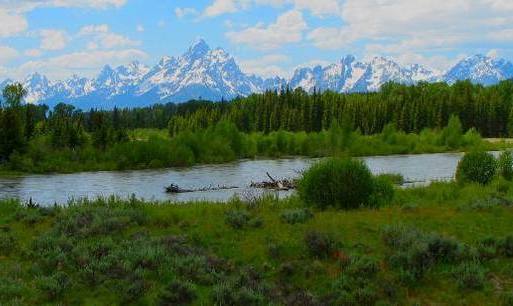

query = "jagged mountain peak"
[
  {"left": 4, "top": 40, "right": 513, "bottom": 109},
  {"left": 184, "top": 38, "right": 211, "bottom": 60},
  {"left": 444, "top": 54, "right": 513, "bottom": 85}
]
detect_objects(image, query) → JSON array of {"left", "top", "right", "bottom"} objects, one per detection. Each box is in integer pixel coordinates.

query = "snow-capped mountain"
[
  {"left": 444, "top": 54, "right": 513, "bottom": 86},
  {"left": 288, "top": 55, "right": 440, "bottom": 93},
  {"left": 2, "top": 40, "right": 513, "bottom": 109}
]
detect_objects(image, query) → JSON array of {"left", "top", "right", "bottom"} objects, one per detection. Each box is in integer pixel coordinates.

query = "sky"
[{"left": 0, "top": 0, "right": 513, "bottom": 81}]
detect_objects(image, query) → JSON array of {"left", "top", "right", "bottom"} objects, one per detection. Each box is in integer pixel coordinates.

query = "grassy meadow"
[{"left": 3, "top": 178, "right": 513, "bottom": 305}]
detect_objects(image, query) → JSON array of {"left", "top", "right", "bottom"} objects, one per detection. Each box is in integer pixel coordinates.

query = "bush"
[
  {"left": 298, "top": 158, "right": 375, "bottom": 209},
  {"left": 0, "top": 232, "right": 17, "bottom": 255},
  {"left": 330, "top": 256, "right": 382, "bottom": 306},
  {"left": 213, "top": 268, "right": 269, "bottom": 305},
  {"left": 36, "top": 272, "right": 70, "bottom": 300},
  {"left": 382, "top": 226, "right": 466, "bottom": 282},
  {"left": 499, "top": 151, "right": 513, "bottom": 181},
  {"left": 369, "top": 176, "right": 395, "bottom": 208},
  {"left": 499, "top": 236, "right": 513, "bottom": 257},
  {"left": 304, "top": 231, "right": 337, "bottom": 259},
  {"left": 456, "top": 151, "right": 497, "bottom": 185},
  {"left": 502, "top": 290, "right": 513, "bottom": 306},
  {"left": 280, "top": 208, "right": 314, "bottom": 224},
  {"left": 158, "top": 280, "right": 196, "bottom": 305},
  {"left": 452, "top": 262, "right": 486, "bottom": 290},
  {"left": 225, "top": 210, "right": 263, "bottom": 229}
]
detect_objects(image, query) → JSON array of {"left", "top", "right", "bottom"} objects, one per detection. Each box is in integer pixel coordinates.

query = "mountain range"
[{"left": 2, "top": 39, "right": 513, "bottom": 109}]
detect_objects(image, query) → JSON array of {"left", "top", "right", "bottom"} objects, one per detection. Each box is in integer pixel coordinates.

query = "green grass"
[{"left": 3, "top": 180, "right": 513, "bottom": 305}]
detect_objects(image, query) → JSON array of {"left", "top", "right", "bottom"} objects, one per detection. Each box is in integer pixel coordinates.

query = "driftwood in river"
[
  {"left": 249, "top": 172, "right": 297, "bottom": 191},
  {"left": 165, "top": 184, "right": 239, "bottom": 193}
]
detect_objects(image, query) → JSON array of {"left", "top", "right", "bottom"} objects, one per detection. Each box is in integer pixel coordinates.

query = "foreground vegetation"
[
  {"left": 4, "top": 179, "right": 513, "bottom": 305},
  {"left": 2, "top": 153, "right": 513, "bottom": 305}
]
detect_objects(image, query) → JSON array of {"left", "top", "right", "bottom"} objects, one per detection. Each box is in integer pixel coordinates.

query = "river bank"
[{"left": 0, "top": 152, "right": 502, "bottom": 206}]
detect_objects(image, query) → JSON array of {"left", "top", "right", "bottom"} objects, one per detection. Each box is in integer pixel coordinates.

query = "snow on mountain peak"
[
  {"left": 4, "top": 41, "right": 513, "bottom": 109},
  {"left": 185, "top": 38, "right": 211, "bottom": 60}
]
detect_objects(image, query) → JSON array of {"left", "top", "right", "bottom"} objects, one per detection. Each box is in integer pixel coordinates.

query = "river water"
[{"left": 0, "top": 152, "right": 481, "bottom": 205}]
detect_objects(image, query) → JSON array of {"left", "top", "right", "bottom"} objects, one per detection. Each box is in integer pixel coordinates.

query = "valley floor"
[{"left": 2, "top": 180, "right": 513, "bottom": 305}]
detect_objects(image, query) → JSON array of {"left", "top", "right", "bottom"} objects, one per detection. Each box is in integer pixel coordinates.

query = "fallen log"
[
  {"left": 250, "top": 172, "right": 297, "bottom": 191},
  {"left": 165, "top": 184, "right": 238, "bottom": 193}
]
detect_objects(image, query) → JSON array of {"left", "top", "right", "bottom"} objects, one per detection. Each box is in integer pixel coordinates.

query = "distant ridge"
[{"left": 1, "top": 40, "right": 513, "bottom": 109}]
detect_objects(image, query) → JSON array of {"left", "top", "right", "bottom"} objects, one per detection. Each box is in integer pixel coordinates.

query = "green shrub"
[
  {"left": 157, "top": 280, "right": 196, "bottom": 306},
  {"left": 36, "top": 272, "right": 70, "bottom": 300},
  {"left": 502, "top": 290, "right": 513, "bottom": 306},
  {"left": 225, "top": 209, "right": 250, "bottom": 229},
  {"left": 382, "top": 226, "right": 466, "bottom": 282},
  {"left": 439, "top": 115, "right": 463, "bottom": 149},
  {"left": 213, "top": 268, "right": 269, "bottom": 305},
  {"left": 330, "top": 256, "right": 382, "bottom": 305},
  {"left": 0, "top": 232, "right": 17, "bottom": 255},
  {"left": 213, "top": 283, "right": 265, "bottom": 306},
  {"left": 224, "top": 210, "right": 263, "bottom": 229},
  {"left": 369, "top": 176, "right": 395, "bottom": 208},
  {"left": 456, "top": 151, "right": 497, "bottom": 185},
  {"left": 499, "top": 151, "right": 513, "bottom": 181},
  {"left": 280, "top": 208, "right": 314, "bottom": 224},
  {"left": 452, "top": 262, "right": 486, "bottom": 290},
  {"left": 298, "top": 158, "right": 375, "bottom": 209},
  {"left": 304, "top": 231, "right": 337, "bottom": 259},
  {"left": 499, "top": 236, "right": 513, "bottom": 257}
]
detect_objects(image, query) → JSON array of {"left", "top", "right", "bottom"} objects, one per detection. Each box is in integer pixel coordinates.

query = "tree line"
[
  {"left": 1, "top": 80, "right": 513, "bottom": 169},
  {"left": 168, "top": 80, "right": 513, "bottom": 137}
]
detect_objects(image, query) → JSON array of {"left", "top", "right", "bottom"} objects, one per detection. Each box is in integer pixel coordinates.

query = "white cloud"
[
  {"left": 203, "top": 0, "right": 250, "bottom": 17},
  {"left": 0, "top": 0, "right": 127, "bottom": 12},
  {"left": 0, "top": 46, "right": 19, "bottom": 63},
  {"left": 0, "top": 0, "right": 126, "bottom": 38},
  {"left": 292, "top": 0, "right": 341, "bottom": 17},
  {"left": 175, "top": 7, "right": 198, "bottom": 18},
  {"left": 15, "top": 49, "right": 147, "bottom": 79},
  {"left": 0, "top": 9, "right": 28, "bottom": 37},
  {"left": 239, "top": 54, "right": 290, "bottom": 77},
  {"left": 300, "top": 0, "right": 513, "bottom": 72},
  {"left": 307, "top": 0, "right": 513, "bottom": 50},
  {"left": 24, "top": 49, "right": 42, "bottom": 57},
  {"left": 487, "top": 49, "right": 499, "bottom": 58},
  {"left": 227, "top": 10, "right": 306, "bottom": 50},
  {"left": 39, "top": 29, "right": 68, "bottom": 50},
  {"left": 200, "top": 0, "right": 341, "bottom": 17},
  {"left": 78, "top": 24, "right": 109, "bottom": 36},
  {"left": 136, "top": 24, "right": 144, "bottom": 32},
  {"left": 79, "top": 24, "right": 141, "bottom": 49}
]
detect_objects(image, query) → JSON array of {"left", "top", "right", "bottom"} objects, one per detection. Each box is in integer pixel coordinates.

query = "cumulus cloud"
[
  {"left": 78, "top": 24, "right": 141, "bottom": 49},
  {"left": 202, "top": 0, "right": 250, "bottom": 17},
  {"left": 227, "top": 10, "right": 306, "bottom": 50},
  {"left": 24, "top": 49, "right": 42, "bottom": 57},
  {"left": 175, "top": 7, "right": 198, "bottom": 18},
  {"left": 0, "top": 46, "right": 19, "bottom": 63},
  {"left": 239, "top": 54, "right": 290, "bottom": 77},
  {"left": 39, "top": 29, "right": 69, "bottom": 50},
  {"left": 0, "top": 0, "right": 127, "bottom": 12},
  {"left": 299, "top": 0, "right": 513, "bottom": 70},
  {"left": 14, "top": 49, "right": 147, "bottom": 79},
  {"left": 0, "top": 9, "right": 28, "bottom": 37},
  {"left": 200, "top": 0, "right": 341, "bottom": 17}
]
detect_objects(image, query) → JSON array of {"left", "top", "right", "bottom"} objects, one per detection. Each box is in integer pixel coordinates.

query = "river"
[{"left": 0, "top": 152, "right": 486, "bottom": 205}]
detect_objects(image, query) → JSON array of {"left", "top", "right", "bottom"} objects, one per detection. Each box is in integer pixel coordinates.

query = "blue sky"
[{"left": 1, "top": 0, "right": 512, "bottom": 80}]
